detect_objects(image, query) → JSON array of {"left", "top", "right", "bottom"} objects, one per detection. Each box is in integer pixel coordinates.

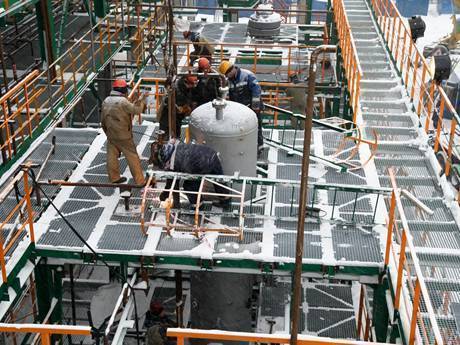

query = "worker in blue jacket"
[{"left": 219, "top": 60, "right": 264, "bottom": 150}]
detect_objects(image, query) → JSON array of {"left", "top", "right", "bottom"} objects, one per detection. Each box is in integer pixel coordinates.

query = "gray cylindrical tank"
[{"left": 189, "top": 100, "right": 258, "bottom": 177}]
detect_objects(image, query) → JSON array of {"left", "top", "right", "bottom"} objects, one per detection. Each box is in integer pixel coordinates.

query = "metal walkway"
[{"left": 343, "top": 0, "right": 460, "bottom": 342}]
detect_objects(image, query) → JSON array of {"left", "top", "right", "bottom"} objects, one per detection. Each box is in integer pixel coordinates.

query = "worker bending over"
[
  {"left": 101, "top": 79, "right": 146, "bottom": 185},
  {"left": 219, "top": 60, "right": 264, "bottom": 150},
  {"left": 150, "top": 139, "right": 230, "bottom": 208},
  {"left": 183, "top": 30, "right": 214, "bottom": 66},
  {"left": 158, "top": 74, "right": 198, "bottom": 139},
  {"left": 194, "top": 57, "right": 221, "bottom": 106}
]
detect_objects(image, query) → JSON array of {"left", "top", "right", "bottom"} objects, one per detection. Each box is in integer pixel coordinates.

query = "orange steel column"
[
  {"left": 446, "top": 117, "right": 457, "bottom": 176},
  {"left": 409, "top": 279, "right": 422, "bottom": 345},
  {"left": 23, "top": 170, "right": 35, "bottom": 243},
  {"left": 384, "top": 191, "right": 396, "bottom": 266},
  {"left": 434, "top": 97, "right": 446, "bottom": 152},
  {"left": 394, "top": 229, "right": 407, "bottom": 310}
]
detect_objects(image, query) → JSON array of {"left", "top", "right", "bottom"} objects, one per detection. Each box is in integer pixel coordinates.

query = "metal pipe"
[{"left": 289, "top": 44, "right": 336, "bottom": 345}]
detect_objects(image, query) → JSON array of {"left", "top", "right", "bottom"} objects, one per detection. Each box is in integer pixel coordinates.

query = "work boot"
[{"left": 113, "top": 176, "right": 127, "bottom": 184}]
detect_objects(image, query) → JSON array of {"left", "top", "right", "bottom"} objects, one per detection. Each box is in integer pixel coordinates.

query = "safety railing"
[
  {"left": 174, "top": 40, "right": 317, "bottom": 77},
  {"left": 145, "top": 171, "right": 391, "bottom": 232},
  {"left": 356, "top": 284, "right": 374, "bottom": 341},
  {"left": 167, "top": 327, "right": 387, "bottom": 345},
  {"left": 332, "top": 0, "right": 363, "bottom": 123},
  {"left": 0, "top": 323, "right": 91, "bottom": 345},
  {"left": 128, "top": 77, "right": 168, "bottom": 123},
  {"left": 370, "top": 0, "right": 460, "bottom": 181},
  {"left": 130, "top": 2, "right": 167, "bottom": 71},
  {"left": 0, "top": 0, "right": 139, "bottom": 174},
  {"left": 0, "top": 166, "right": 35, "bottom": 286},
  {"left": 385, "top": 169, "right": 444, "bottom": 345}
]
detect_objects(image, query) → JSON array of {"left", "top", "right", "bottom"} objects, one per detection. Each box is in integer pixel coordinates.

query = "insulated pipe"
[{"left": 289, "top": 44, "right": 336, "bottom": 345}]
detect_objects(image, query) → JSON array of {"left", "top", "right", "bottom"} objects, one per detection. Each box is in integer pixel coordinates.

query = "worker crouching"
[
  {"left": 101, "top": 79, "right": 146, "bottom": 185},
  {"left": 150, "top": 139, "right": 231, "bottom": 208}
]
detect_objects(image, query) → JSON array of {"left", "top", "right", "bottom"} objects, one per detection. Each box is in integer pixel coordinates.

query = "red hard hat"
[
  {"left": 113, "top": 79, "right": 127, "bottom": 88},
  {"left": 198, "top": 57, "right": 210, "bottom": 71}
]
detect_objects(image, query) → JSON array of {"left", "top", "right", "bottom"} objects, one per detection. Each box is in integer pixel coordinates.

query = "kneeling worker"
[
  {"left": 150, "top": 139, "right": 230, "bottom": 208},
  {"left": 101, "top": 79, "right": 146, "bottom": 185}
]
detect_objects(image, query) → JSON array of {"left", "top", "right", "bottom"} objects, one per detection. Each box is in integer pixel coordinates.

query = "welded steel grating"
[
  {"left": 97, "top": 224, "right": 147, "bottom": 250},
  {"left": 331, "top": 224, "right": 382, "bottom": 262},
  {"left": 273, "top": 232, "right": 322, "bottom": 259}
]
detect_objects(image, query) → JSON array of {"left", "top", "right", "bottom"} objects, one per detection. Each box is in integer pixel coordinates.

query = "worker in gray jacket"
[{"left": 101, "top": 79, "right": 146, "bottom": 185}]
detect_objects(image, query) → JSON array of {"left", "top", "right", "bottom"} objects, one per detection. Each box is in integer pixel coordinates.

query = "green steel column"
[
  {"left": 94, "top": 0, "right": 109, "bottom": 18},
  {"left": 35, "top": 262, "right": 53, "bottom": 322},
  {"left": 51, "top": 266, "right": 64, "bottom": 344},
  {"left": 306, "top": 0, "right": 312, "bottom": 25},
  {"left": 34, "top": 263, "right": 64, "bottom": 326},
  {"left": 326, "top": 0, "right": 332, "bottom": 29},
  {"left": 372, "top": 282, "right": 389, "bottom": 342},
  {"left": 35, "top": 0, "right": 57, "bottom": 65},
  {"left": 56, "top": 0, "right": 70, "bottom": 57}
]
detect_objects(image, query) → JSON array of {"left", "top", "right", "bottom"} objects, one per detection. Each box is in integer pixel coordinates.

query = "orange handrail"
[
  {"left": 332, "top": 0, "right": 363, "bottom": 123},
  {"left": 385, "top": 169, "right": 444, "bottom": 345},
  {"left": 0, "top": 0, "right": 141, "bottom": 171},
  {"left": 370, "top": 0, "right": 460, "bottom": 185},
  {"left": 0, "top": 168, "right": 35, "bottom": 285},
  {"left": 0, "top": 323, "right": 91, "bottom": 345}
]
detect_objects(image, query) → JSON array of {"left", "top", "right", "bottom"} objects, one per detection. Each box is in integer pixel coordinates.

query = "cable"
[{"left": 27, "top": 170, "right": 142, "bottom": 345}]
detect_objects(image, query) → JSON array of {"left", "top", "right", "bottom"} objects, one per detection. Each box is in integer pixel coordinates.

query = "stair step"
[
  {"left": 366, "top": 126, "right": 417, "bottom": 141},
  {"left": 347, "top": 15, "right": 372, "bottom": 22},
  {"left": 355, "top": 39, "right": 380, "bottom": 47},
  {"left": 349, "top": 20, "right": 376, "bottom": 28},
  {"left": 363, "top": 113, "right": 413, "bottom": 127},
  {"left": 361, "top": 89, "right": 401, "bottom": 100},
  {"left": 360, "top": 80, "right": 399, "bottom": 89},
  {"left": 362, "top": 70, "right": 395, "bottom": 79},
  {"left": 362, "top": 100, "right": 408, "bottom": 112},
  {"left": 353, "top": 32, "right": 379, "bottom": 40},
  {"left": 360, "top": 61, "right": 392, "bottom": 70},
  {"left": 359, "top": 54, "right": 387, "bottom": 63},
  {"left": 355, "top": 45, "right": 385, "bottom": 54}
]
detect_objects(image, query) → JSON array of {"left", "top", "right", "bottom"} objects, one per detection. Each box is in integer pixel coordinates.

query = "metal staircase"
[{"left": 342, "top": 0, "right": 460, "bottom": 343}]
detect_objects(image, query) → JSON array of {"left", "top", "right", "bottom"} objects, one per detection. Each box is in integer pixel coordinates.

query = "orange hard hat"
[
  {"left": 198, "top": 57, "right": 210, "bottom": 70},
  {"left": 185, "top": 74, "right": 198, "bottom": 85},
  {"left": 113, "top": 79, "right": 128, "bottom": 88}
]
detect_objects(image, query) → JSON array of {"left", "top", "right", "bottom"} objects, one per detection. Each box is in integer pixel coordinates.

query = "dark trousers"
[
  {"left": 160, "top": 113, "right": 184, "bottom": 139},
  {"left": 256, "top": 111, "right": 264, "bottom": 147}
]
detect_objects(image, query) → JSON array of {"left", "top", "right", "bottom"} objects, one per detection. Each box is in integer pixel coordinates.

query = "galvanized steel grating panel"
[
  {"left": 274, "top": 232, "right": 322, "bottom": 258},
  {"left": 332, "top": 225, "right": 382, "bottom": 262},
  {"left": 215, "top": 231, "right": 263, "bottom": 254},
  {"left": 316, "top": 284, "right": 353, "bottom": 305},
  {"left": 260, "top": 286, "right": 288, "bottom": 317},
  {"left": 276, "top": 165, "right": 301, "bottom": 180},
  {"left": 379, "top": 176, "right": 442, "bottom": 198},
  {"left": 97, "top": 224, "right": 147, "bottom": 250},
  {"left": 83, "top": 174, "right": 117, "bottom": 196},
  {"left": 325, "top": 170, "right": 366, "bottom": 185},
  {"left": 69, "top": 185, "right": 102, "bottom": 200},
  {"left": 275, "top": 186, "right": 314, "bottom": 205},
  {"left": 274, "top": 220, "right": 320, "bottom": 232},
  {"left": 306, "top": 309, "right": 356, "bottom": 338},
  {"left": 60, "top": 200, "right": 98, "bottom": 215},
  {"left": 156, "top": 232, "right": 200, "bottom": 252},
  {"left": 38, "top": 207, "right": 104, "bottom": 247},
  {"left": 412, "top": 231, "right": 460, "bottom": 249},
  {"left": 305, "top": 288, "right": 351, "bottom": 309}
]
